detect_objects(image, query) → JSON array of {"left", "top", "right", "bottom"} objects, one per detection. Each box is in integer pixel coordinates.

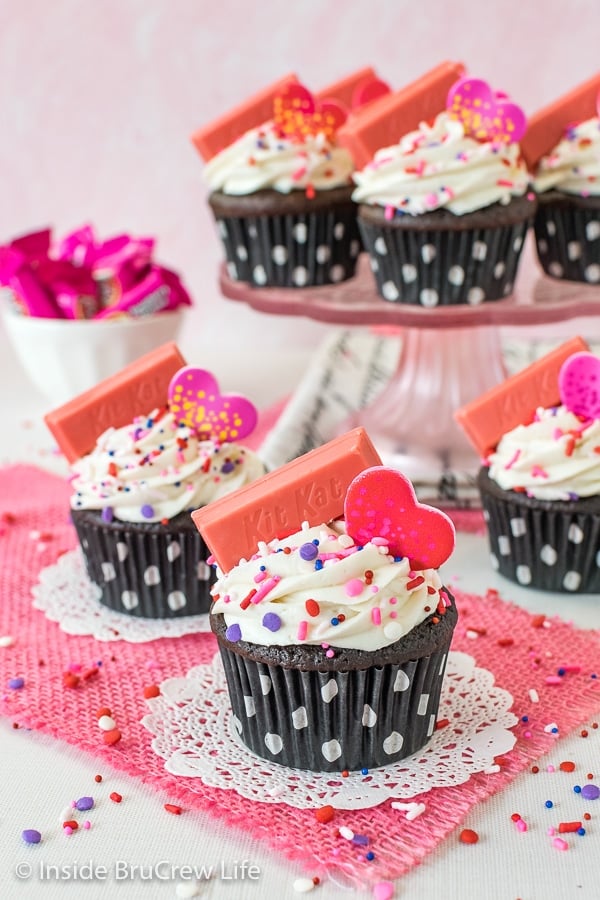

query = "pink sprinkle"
[
  {"left": 253, "top": 570, "right": 267, "bottom": 583},
  {"left": 516, "top": 818, "right": 527, "bottom": 832},
  {"left": 371, "top": 537, "right": 389, "bottom": 546},
  {"left": 345, "top": 578, "right": 364, "bottom": 598},
  {"left": 326, "top": 649, "right": 335, "bottom": 658},
  {"left": 384, "top": 205, "right": 395, "bottom": 221},
  {"left": 552, "top": 428, "right": 564, "bottom": 440},
  {"left": 545, "top": 675, "right": 563, "bottom": 685},
  {"left": 552, "top": 837, "right": 568, "bottom": 851},
  {"left": 371, "top": 608, "right": 382, "bottom": 626},
  {"left": 64, "top": 826, "right": 73, "bottom": 836},
  {"left": 425, "top": 192, "right": 438, "bottom": 207},
  {"left": 297, "top": 621, "right": 308, "bottom": 641},
  {"left": 83, "top": 821, "right": 91, "bottom": 830},
  {"left": 504, "top": 449, "right": 521, "bottom": 470},
  {"left": 390, "top": 610, "right": 397, "bottom": 619},
  {"left": 389, "top": 597, "right": 397, "bottom": 605},
  {"left": 497, "top": 178, "right": 514, "bottom": 187},
  {"left": 251, "top": 576, "right": 281, "bottom": 604},
  {"left": 547, "top": 827, "right": 555, "bottom": 836},
  {"left": 531, "top": 465, "right": 549, "bottom": 479},
  {"left": 292, "top": 166, "right": 307, "bottom": 181},
  {"left": 547, "top": 765, "right": 556, "bottom": 773},
  {"left": 561, "top": 664, "right": 582, "bottom": 674}
]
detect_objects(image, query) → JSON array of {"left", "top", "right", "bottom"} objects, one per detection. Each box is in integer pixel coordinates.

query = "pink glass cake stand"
[{"left": 220, "top": 256, "right": 600, "bottom": 496}]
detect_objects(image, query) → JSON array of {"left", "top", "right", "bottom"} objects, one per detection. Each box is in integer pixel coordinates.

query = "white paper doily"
[
  {"left": 32, "top": 549, "right": 209, "bottom": 642},
  {"left": 142, "top": 651, "right": 517, "bottom": 810}
]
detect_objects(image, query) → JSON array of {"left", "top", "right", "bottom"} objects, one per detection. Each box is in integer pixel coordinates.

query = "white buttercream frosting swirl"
[
  {"left": 487, "top": 405, "right": 600, "bottom": 501},
  {"left": 533, "top": 117, "right": 600, "bottom": 197},
  {"left": 70, "top": 408, "right": 265, "bottom": 523},
  {"left": 203, "top": 124, "right": 354, "bottom": 195},
  {"left": 211, "top": 521, "right": 447, "bottom": 653},
  {"left": 352, "top": 111, "right": 530, "bottom": 216}
]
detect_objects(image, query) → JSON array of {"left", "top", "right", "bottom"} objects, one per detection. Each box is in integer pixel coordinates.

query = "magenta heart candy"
[
  {"left": 558, "top": 351, "right": 600, "bottom": 420},
  {"left": 344, "top": 467, "right": 455, "bottom": 570},
  {"left": 168, "top": 367, "right": 258, "bottom": 442},
  {"left": 447, "top": 77, "right": 527, "bottom": 144}
]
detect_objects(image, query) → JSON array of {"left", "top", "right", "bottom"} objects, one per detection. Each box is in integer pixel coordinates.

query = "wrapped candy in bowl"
[{"left": 0, "top": 226, "right": 192, "bottom": 405}]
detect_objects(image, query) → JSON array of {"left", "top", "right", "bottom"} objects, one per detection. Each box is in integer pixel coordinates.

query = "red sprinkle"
[
  {"left": 63, "top": 820, "right": 78, "bottom": 830},
  {"left": 315, "top": 805, "right": 335, "bottom": 824},
  {"left": 94, "top": 775, "right": 103, "bottom": 783},
  {"left": 103, "top": 728, "right": 122, "bottom": 745},
  {"left": 559, "top": 761, "right": 576, "bottom": 772},
  {"left": 164, "top": 803, "right": 183, "bottom": 815},
  {"left": 305, "top": 599, "right": 320, "bottom": 618},
  {"left": 558, "top": 821, "right": 582, "bottom": 833},
  {"left": 459, "top": 828, "right": 479, "bottom": 844},
  {"left": 435, "top": 718, "right": 450, "bottom": 730},
  {"left": 406, "top": 576, "right": 425, "bottom": 591},
  {"left": 63, "top": 673, "right": 80, "bottom": 689},
  {"left": 96, "top": 707, "right": 113, "bottom": 719},
  {"left": 531, "top": 614, "right": 546, "bottom": 628},
  {"left": 143, "top": 685, "right": 160, "bottom": 699},
  {"left": 497, "top": 637, "right": 514, "bottom": 647},
  {"left": 110, "top": 792, "right": 123, "bottom": 803}
]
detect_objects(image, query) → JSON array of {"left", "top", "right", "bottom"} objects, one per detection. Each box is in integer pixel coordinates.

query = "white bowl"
[{"left": 2, "top": 305, "right": 185, "bottom": 407}]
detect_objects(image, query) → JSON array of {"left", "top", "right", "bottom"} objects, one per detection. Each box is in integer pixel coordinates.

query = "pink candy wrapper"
[{"left": 0, "top": 225, "right": 192, "bottom": 319}]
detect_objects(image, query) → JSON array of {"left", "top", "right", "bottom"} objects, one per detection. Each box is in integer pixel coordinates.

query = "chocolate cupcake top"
[
  {"left": 70, "top": 407, "right": 265, "bottom": 524},
  {"left": 210, "top": 520, "right": 448, "bottom": 654},
  {"left": 533, "top": 117, "right": 600, "bottom": 196}
]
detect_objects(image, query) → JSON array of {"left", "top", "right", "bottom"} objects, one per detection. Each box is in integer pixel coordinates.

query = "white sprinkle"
[
  {"left": 544, "top": 722, "right": 559, "bottom": 733},
  {"left": 465, "top": 629, "right": 480, "bottom": 640},
  {"left": 0, "top": 635, "right": 15, "bottom": 647},
  {"left": 406, "top": 802, "right": 426, "bottom": 821},
  {"left": 339, "top": 825, "right": 355, "bottom": 840},
  {"left": 529, "top": 688, "right": 540, "bottom": 703},
  {"left": 483, "top": 764, "right": 501, "bottom": 774}
]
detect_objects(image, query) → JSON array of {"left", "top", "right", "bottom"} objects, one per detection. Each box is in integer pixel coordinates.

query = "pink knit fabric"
[{"left": 1, "top": 465, "right": 599, "bottom": 887}]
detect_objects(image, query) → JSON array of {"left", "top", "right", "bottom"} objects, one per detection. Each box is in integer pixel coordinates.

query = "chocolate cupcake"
[
  {"left": 201, "top": 81, "right": 362, "bottom": 288},
  {"left": 457, "top": 341, "right": 600, "bottom": 593},
  {"left": 68, "top": 366, "right": 264, "bottom": 618},
  {"left": 202, "top": 461, "right": 458, "bottom": 772},
  {"left": 352, "top": 76, "right": 536, "bottom": 305}
]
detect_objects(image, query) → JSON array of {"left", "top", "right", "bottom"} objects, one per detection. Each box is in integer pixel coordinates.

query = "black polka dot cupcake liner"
[
  {"left": 71, "top": 509, "right": 215, "bottom": 618},
  {"left": 211, "top": 602, "right": 457, "bottom": 773},
  {"left": 533, "top": 193, "right": 600, "bottom": 284},
  {"left": 478, "top": 467, "right": 600, "bottom": 593},
  {"left": 209, "top": 187, "right": 362, "bottom": 288},
  {"left": 357, "top": 217, "right": 530, "bottom": 306}
]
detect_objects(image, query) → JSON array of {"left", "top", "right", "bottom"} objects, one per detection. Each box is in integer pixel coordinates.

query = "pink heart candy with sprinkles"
[
  {"left": 344, "top": 467, "right": 455, "bottom": 571},
  {"left": 167, "top": 367, "right": 258, "bottom": 442},
  {"left": 446, "top": 76, "right": 527, "bottom": 144},
  {"left": 558, "top": 351, "right": 600, "bottom": 420}
]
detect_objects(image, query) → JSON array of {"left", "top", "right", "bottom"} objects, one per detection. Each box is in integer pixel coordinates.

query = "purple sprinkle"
[
  {"left": 220, "top": 461, "right": 235, "bottom": 474},
  {"left": 22, "top": 829, "right": 41, "bottom": 844},
  {"left": 352, "top": 834, "right": 370, "bottom": 846},
  {"left": 581, "top": 784, "right": 600, "bottom": 801},
  {"left": 300, "top": 542, "right": 318, "bottom": 561},
  {"left": 101, "top": 506, "right": 114, "bottom": 523},
  {"left": 8, "top": 677, "right": 24, "bottom": 690},
  {"left": 75, "top": 796, "right": 94, "bottom": 811},
  {"left": 262, "top": 612, "right": 282, "bottom": 632},
  {"left": 225, "top": 623, "right": 242, "bottom": 642},
  {"left": 140, "top": 504, "right": 154, "bottom": 519}
]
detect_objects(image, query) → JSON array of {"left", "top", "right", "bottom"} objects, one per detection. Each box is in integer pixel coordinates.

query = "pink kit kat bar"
[
  {"left": 192, "top": 427, "right": 382, "bottom": 572},
  {"left": 191, "top": 73, "right": 299, "bottom": 161},
  {"left": 315, "top": 67, "right": 385, "bottom": 107},
  {"left": 454, "top": 336, "right": 589, "bottom": 458},
  {"left": 44, "top": 342, "right": 186, "bottom": 463},
  {"left": 336, "top": 60, "right": 465, "bottom": 168},
  {"left": 521, "top": 71, "right": 600, "bottom": 171}
]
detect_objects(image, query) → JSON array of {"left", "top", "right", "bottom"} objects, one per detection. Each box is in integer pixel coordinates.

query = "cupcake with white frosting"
[
  {"left": 532, "top": 116, "right": 600, "bottom": 283},
  {"left": 352, "top": 76, "right": 536, "bottom": 305},
  {"left": 209, "top": 506, "right": 457, "bottom": 772},
  {"left": 70, "top": 379, "right": 265, "bottom": 619},
  {"left": 203, "top": 81, "right": 362, "bottom": 288}
]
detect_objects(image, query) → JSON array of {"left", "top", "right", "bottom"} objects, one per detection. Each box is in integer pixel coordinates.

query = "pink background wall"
[{"left": 1, "top": 0, "right": 599, "bottom": 366}]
